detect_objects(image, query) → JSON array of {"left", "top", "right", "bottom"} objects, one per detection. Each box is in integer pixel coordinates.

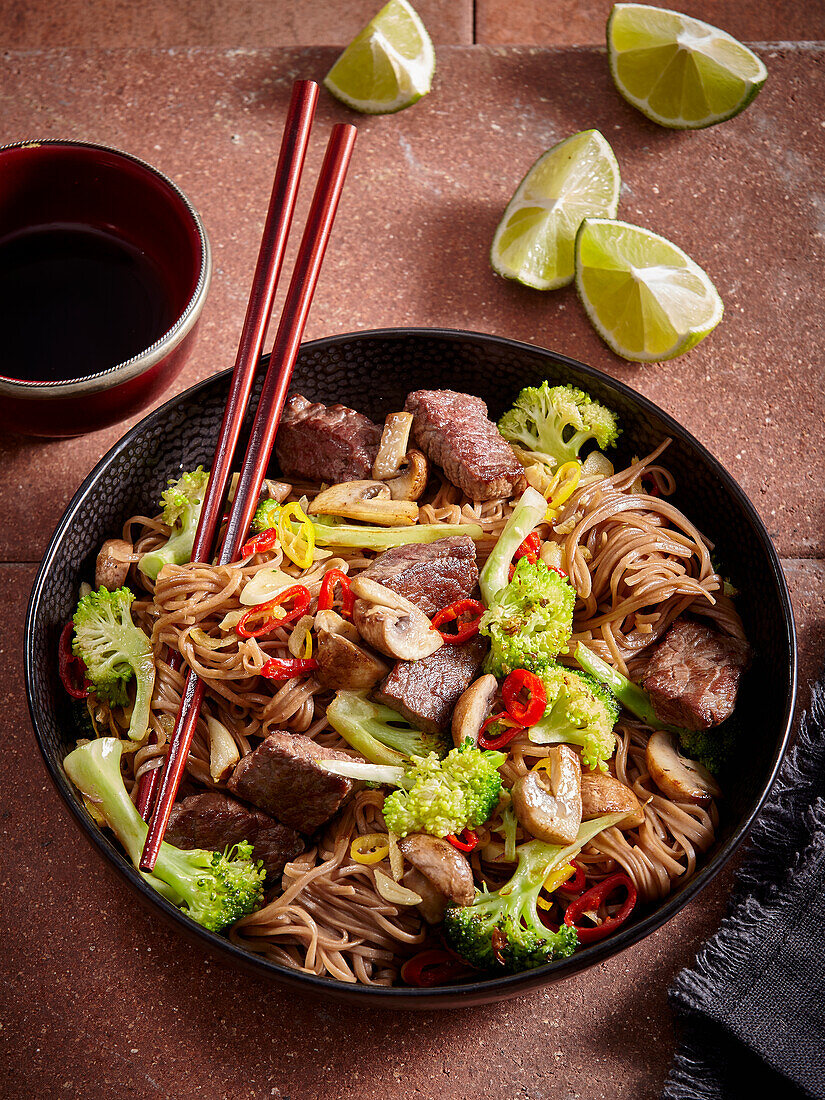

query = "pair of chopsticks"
[{"left": 138, "top": 80, "right": 356, "bottom": 871}]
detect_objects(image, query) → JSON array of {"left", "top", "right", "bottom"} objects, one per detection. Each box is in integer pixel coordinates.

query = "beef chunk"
[
  {"left": 642, "top": 618, "right": 752, "bottom": 730},
  {"left": 275, "top": 394, "right": 382, "bottom": 483},
  {"left": 405, "top": 389, "right": 526, "bottom": 501},
  {"left": 165, "top": 792, "right": 304, "bottom": 881},
  {"left": 228, "top": 732, "right": 354, "bottom": 833},
  {"left": 374, "top": 635, "right": 488, "bottom": 735},
  {"left": 358, "top": 536, "right": 478, "bottom": 617}
]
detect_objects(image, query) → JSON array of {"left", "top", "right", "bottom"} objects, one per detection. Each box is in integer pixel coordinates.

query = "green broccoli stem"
[
  {"left": 129, "top": 651, "right": 156, "bottom": 745},
  {"left": 138, "top": 530, "right": 196, "bottom": 581},
  {"left": 504, "top": 812, "right": 626, "bottom": 900},
  {"left": 318, "top": 757, "right": 408, "bottom": 786},
  {"left": 574, "top": 643, "right": 661, "bottom": 727},
  {"left": 325, "top": 691, "right": 449, "bottom": 765},
  {"left": 310, "top": 516, "right": 484, "bottom": 551},
  {"left": 64, "top": 737, "right": 157, "bottom": 871},
  {"left": 478, "top": 487, "right": 548, "bottom": 606}
]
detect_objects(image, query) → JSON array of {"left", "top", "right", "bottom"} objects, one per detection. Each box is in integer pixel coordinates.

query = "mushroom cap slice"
[
  {"left": 452, "top": 674, "right": 498, "bottom": 748},
  {"left": 403, "top": 867, "right": 449, "bottom": 924},
  {"left": 350, "top": 576, "right": 443, "bottom": 661},
  {"left": 95, "top": 538, "right": 134, "bottom": 591},
  {"left": 372, "top": 411, "right": 414, "bottom": 479},
  {"left": 387, "top": 449, "right": 429, "bottom": 501},
  {"left": 581, "top": 771, "right": 644, "bottom": 829},
  {"left": 646, "top": 730, "right": 722, "bottom": 805},
  {"left": 511, "top": 745, "right": 582, "bottom": 845},
  {"left": 398, "top": 833, "right": 475, "bottom": 906},
  {"left": 307, "top": 480, "right": 418, "bottom": 526},
  {"left": 315, "top": 630, "right": 389, "bottom": 691}
]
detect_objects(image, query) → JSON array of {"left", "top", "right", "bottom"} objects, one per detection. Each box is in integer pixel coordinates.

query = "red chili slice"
[
  {"left": 317, "top": 568, "right": 355, "bottom": 617},
  {"left": 477, "top": 711, "right": 524, "bottom": 751},
  {"left": 400, "top": 948, "right": 475, "bottom": 987},
  {"left": 236, "top": 585, "right": 311, "bottom": 639},
  {"left": 430, "top": 598, "right": 485, "bottom": 644},
  {"left": 260, "top": 657, "right": 319, "bottom": 680},
  {"left": 240, "top": 528, "right": 279, "bottom": 557},
  {"left": 513, "top": 531, "right": 541, "bottom": 564},
  {"left": 501, "top": 668, "right": 547, "bottom": 727},
  {"left": 563, "top": 871, "right": 637, "bottom": 944},
  {"left": 555, "top": 859, "right": 587, "bottom": 897},
  {"left": 445, "top": 828, "right": 479, "bottom": 853},
  {"left": 58, "top": 622, "right": 89, "bottom": 700}
]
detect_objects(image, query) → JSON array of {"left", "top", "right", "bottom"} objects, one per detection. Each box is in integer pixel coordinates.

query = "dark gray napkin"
[{"left": 663, "top": 668, "right": 825, "bottom": 1100}]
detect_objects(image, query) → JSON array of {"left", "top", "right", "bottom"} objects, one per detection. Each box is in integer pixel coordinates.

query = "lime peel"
[
  {"left": 324, "top": 0, "right": 435, "bottom": 115},
  {"left": 491, "top": 129, "right": 621, "bottom": 290},
  {"left": 607, "top": 3, "right": 767, "bottom": 130},
  {"left": 574, "top": 217, "right": 723, "bottom": 362}
]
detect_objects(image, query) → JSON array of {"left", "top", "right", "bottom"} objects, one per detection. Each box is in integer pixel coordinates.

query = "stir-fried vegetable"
[
  {"left": 479, "top": 486, "right": 548, "bottom": 606},
  {"left": 138, "top": 467, "right": 210, "bottom": 581},
  {"left": 498, "top": 382, "right": 619, "bottom": 471},
  {"left": 326, "top": 690, "right": 452, "bottom": 766}
]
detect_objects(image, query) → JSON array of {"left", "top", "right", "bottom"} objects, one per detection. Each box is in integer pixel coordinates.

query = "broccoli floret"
[
  {"left": 138, "top": 467, "right": 209, "bottom": 581},
  {"left": 498, "top": 382, "right": 619, "bottom": 471},
  {"left": 253, "top": 498, "right": 281, "bottom": 532},
  {"left": 675, "top": 723, "right": 737, "bottom": 777},
  {"left": 326, "top": 690, "right": 451, "bottom": 767},
  {"left": 529, "top": 663, "right": 619, "bottom": 772},
  {"left": 72, "top": 586, "right": 155, "bottom": 742},
  {"left": 319, "top": 741, "right": 506, "bottom": 838},
  {"left": 444, "top": 814, "right": 624, "bottom": 972},
  {"left": 573, "top": 642, "right": 732, "bottom": 777},
  {"left": 64, "top": 738, "right": 265, "bottom": 932},
  {"left": 480, "top": 558, "right": 575, "bottom": 677}
]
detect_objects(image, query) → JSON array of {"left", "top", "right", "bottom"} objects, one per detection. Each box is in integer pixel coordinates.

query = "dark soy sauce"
[{"left": 0, "top": 223, "right": 175, "bottom": 381}]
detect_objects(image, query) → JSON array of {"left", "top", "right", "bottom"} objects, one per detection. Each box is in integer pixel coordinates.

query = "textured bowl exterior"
[{"left": 25, "top": 329, "right": 797, "bottom": 1008}]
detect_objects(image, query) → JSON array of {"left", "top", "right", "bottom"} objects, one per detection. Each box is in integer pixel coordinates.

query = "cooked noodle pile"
[{"left": 83, "top": 440, "right": 742, "bottom": 984}]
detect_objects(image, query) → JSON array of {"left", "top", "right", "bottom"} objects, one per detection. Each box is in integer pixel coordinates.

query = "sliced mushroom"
[
  {"left": 314, "top": 608, "right": 360, "bottom": 643},
  {"left": 315, "top": 630, "right": 389, "bottom": 691},
  {"left": 511, "top": 745, "right": 582, "bottom": 844},
  {"left": 452, "top": 674, "right": 498, "bottom": 748},
  {"left": 350, "top": 576, "right": 443, "bottom": 661},
  {"left": 307, "top": 480, "right": 418, "bottom": 526},
  {"left": 372, "top": 411, "right": 414, "bottom": 479},
  {"left": 403, "top": 867, "right": 449, "bottom": 924},
  {"left": 581, "top": 771, "right": 644, "bottom": 829},
  {"left": 386, "top": 449, "right": 429, "bottom": 501},
  {"left": 398, "top": 833, "right": 475, "bottom": 906},
  {"left": 95, "top": 538, "right": 134, "bottom": 590},
  {"left": 263, "top": 479, "right": 293, "bottom": 503},
  {"left": 646, "top": 730, "right": 722, "bottom": 805}
]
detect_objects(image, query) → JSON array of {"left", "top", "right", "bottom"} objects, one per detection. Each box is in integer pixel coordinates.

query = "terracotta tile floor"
[{"left": 2, "top": 6, "right": 824, "bottom": 1099}]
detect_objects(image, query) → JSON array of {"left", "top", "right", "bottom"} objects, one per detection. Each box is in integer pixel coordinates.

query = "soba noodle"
[{"left": 80, "top": 438, "right": 743, "bottom": 984}]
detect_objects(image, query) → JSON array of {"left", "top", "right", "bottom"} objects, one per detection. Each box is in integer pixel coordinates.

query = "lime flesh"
[
  {"left": 324, "top": 0, "right": 435, "bottom": 115},
  {"left": 491, "top": 130, "right": 621, "bottom": 290},
  {"left": 575, "top": 218, "right": 723, "bottom": 361},
  {"left": 607, "top": 3, "right": 767, "bottom": 129}
]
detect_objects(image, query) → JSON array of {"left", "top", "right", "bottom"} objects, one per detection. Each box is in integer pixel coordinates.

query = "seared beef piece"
[
  {"left": 275, "top": 394, "right": 382, "bottom": 484},
  {"left": 358, "top": 536, "right": 478, "bottom": 618},
  {"left": 405, "top": 389, "right": 526, "bottom": 501},
  {"left": 228, "top": 732, "right": 354, "bottom": 833},
  {"left": 374, "top": 635, "right": 488, "bottom": 735},
  {"left": 642, "top": 618, "right": 752, "bottom": 730},
  {"left": 165, "top": 792, "right": 304, "bottom": 881}
]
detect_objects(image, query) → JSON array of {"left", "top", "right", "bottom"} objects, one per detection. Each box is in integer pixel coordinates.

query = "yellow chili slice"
[
  {"left": 302, "top": 630, "right": 313, "bottom": 659},
  {"left": 278, "top": 502, "right": 315, "bottom": 569},
  {"left": 350, "top": 833, "right": 390, "bottom": 865},
  {"left": 536, "top": 863, "right": 576, "bottom": 909},
  {"left": 545, "top": 460, "right": 581, "bottom": 521}
]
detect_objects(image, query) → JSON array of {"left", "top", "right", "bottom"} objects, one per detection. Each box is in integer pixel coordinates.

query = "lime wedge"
[
  {"left": 575, "top": 218, "right": 723, "bottom": 361},
  {"left": 324, "top": 0, "right": 435, "bottom": 115},
  {"left": 607, "top": 3, "right": 767, "bottom": 129},
  {"left": 491, "top": 130, "right": 621, "bottom": 291}
]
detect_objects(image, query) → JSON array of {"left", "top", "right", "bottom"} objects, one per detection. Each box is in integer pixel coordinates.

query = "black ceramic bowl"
[{"left": 25, "top": 329, "right": 796, "bottom": 1008}]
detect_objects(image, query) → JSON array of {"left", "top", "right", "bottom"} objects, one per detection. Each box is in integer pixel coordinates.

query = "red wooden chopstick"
[
  {"left": 140, "top": 120, "right": 357, "bottom": 871},
  {"left": 135, "top": 78, "right": 319, "bottom": 821}
]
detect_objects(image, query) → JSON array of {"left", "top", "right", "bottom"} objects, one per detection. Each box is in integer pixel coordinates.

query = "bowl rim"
[
  {"left": 25, "top": 326, "right": 798, "bottom": 1006},
  {"left": 0, "top": 138, "right": 212, "bottom": 398}
]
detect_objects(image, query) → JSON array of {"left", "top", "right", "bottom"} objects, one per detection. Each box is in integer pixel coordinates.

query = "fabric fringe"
[{"left": 662, "top": 668, "right": 825, "bottom": 1100}]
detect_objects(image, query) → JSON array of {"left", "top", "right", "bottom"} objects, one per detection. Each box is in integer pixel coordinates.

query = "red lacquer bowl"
[{"left": 0, "top": 139, "right": 211, "bottom": 437}]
